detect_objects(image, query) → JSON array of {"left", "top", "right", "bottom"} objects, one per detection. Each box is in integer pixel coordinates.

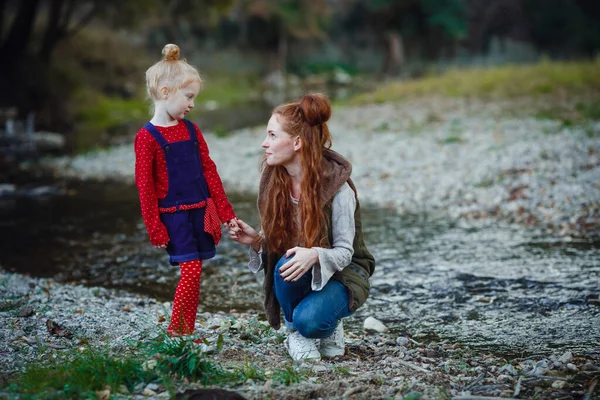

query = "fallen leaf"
[
  {"left": 46, "top": 319, "right": 74, "bottom": 339},
  {"left": 158, "top": 315, "right": 166, "bottom": 323},
  {"left": 122, "top": 305, "right": 131, "bottom": 312},
  {"left": 18, "top": 307, "right": 35, "bottom": 317}
]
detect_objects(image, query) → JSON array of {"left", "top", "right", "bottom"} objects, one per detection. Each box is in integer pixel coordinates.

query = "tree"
[
  {"left": 239, "top": 0, "right": 331, "bottom": 74},
  {"left": 345, "top": 0, "right": 468, "bottom": 76},
  {"left": 0, "top": 0, "right": 234, "bottom": 124}
]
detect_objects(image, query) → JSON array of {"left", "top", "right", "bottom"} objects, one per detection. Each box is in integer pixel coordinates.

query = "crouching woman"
[{"left": 229, "top": 93, "right": 375, "bottom": 361}]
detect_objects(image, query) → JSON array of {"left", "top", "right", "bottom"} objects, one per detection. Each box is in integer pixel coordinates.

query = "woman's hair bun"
[
  {"left": 300, "top": 93, "right": 331, "bottom": 126},
  {"left": 162, "top": 44, "right": 180, "bottom": 61}
]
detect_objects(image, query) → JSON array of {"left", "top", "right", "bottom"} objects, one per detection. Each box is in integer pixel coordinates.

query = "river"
[{"left": 1, "top": 180, "right": 598, "bottom": 358}]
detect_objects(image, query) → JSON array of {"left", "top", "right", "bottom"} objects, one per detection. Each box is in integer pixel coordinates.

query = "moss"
[{"left": 348, "top": 59, "right": 600, "bottom": 103}]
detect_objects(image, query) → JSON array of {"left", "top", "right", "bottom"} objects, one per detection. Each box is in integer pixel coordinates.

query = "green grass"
[
  {"left": 349, "top": 59, "right": 600, "bottom": 104},
  {"left": 4, "top": 348, "right": 157, "bottom": 399},
  {"left": 199, "top": 73, "right": 262, "bottom": 108},
  {"left": 3, "top": 331, "right": 314, "bottom": 398}
]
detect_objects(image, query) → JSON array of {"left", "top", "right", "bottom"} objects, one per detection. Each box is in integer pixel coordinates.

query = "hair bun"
[
  {"left": 162, "top": 44, "right": 180, "bottom": 61},
  {"left": 300, "top": 93, "right": 331, "bottom": 126}
]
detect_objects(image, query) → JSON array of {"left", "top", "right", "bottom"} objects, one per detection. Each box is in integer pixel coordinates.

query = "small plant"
[
  {"left": 236, "top": 360, "right": 266, "bottom": 382},
  {"left": 272, "top": 365, "right": 311, "bottom": 386},
  {"left": 332, "top": 365, "right": 351, "bottom": 375}
]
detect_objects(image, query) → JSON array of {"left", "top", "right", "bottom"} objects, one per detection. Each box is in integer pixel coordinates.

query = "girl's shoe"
[
  {"left": 320, "top": 320, "right": 345, "bottom": 357},
  {"left": 284, "top": 331, "right": 321, "bottom": 361}
]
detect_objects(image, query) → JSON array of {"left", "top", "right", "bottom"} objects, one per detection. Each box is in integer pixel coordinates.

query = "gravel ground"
[
  {"left": 6, "top": 98, "right": 598, "bottom": 398},
  {"left": 1, "top": 270, "right": 598, "bottom": 399},
  {"left": 44, "top": 98, "right": 600, "bottom": 238}
]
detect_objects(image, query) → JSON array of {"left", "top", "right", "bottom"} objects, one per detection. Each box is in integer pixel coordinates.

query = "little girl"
[{"left": 134, "top": 44, "right": 236, "bottom": 337}]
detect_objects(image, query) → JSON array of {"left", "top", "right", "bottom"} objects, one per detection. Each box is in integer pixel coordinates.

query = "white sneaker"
[
  {"left": 284, "top": 331, "right": 321, "bottom": 361},
  {"left": 320, "top": 320, "right": 345, "bottom": 358}
]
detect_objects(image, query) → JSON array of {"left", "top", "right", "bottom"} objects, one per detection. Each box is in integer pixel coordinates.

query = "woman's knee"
[
  {"left": 293, "top": 308, "right": 334, "bottom": 339},
  {"left": 275, "top": 254, "right": 294, "bottom": 271},
  {"left": 274, "top": 255, "right": 295, "bottom": 285}
]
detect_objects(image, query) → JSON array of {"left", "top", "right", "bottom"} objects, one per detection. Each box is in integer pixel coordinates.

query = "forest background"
[{"left": 1, "top": 0, "right": 599, "bottom": 154}]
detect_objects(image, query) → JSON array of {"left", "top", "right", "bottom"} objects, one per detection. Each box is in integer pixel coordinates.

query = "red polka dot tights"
[{"left": 168, "top": 260, "right": 202, "bottom": 336}]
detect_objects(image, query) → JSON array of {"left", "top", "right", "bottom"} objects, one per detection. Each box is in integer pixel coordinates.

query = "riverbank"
[
  {"left": 2, "top": 270, "right": 599, "bottom": 399},
  {"left": 43, "top": 97, "right": 600, "bottom": 239}
]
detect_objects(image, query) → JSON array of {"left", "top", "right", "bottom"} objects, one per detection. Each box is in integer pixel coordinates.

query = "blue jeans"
[{"left": 274, "top": 255, "right": 352, "bottom": 339}]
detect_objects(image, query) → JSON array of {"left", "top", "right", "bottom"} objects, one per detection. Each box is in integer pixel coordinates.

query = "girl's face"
[
  {"left": 262, "top": 114, "right": 300, "bottom": 167},
  {"left": 165, "top": 81, "right": 200, "bottom": 121}
]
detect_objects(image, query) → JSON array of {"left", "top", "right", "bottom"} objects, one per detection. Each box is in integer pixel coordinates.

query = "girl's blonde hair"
[{"left": 145, "top": 44, "right": 202, "bottom": 107}]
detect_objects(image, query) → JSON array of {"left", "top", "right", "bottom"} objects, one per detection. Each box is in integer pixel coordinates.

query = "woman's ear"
[{"left": 294, "top": 136, "right": 302, "bottom": 151}]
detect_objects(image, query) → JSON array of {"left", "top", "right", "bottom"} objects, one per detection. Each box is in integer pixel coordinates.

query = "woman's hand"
[
  {"left": 279, "top": 247, "right": 319, "bottom": 282},
  {"left": 228, "top": 218, "right": 261, "bottom": 251}
]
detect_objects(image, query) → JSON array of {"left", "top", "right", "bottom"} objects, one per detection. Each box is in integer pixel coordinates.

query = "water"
[{"left": 1, "top": 181, "right": 598, "bottom": 357}]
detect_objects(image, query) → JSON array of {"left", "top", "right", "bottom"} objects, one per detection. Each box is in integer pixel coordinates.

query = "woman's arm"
[
  {"left": 278, "top": 183, "right": 356, "bottom": 288},
  {"left": 229, "top": 218, "right": 265, "bottom": 273},
  {"left": 311, "top": 183, "right": 356, "bottom": 290}
]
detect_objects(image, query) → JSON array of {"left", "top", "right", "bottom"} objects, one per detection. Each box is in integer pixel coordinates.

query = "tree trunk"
[
  {"left": 277, "top": 26, "right": 288, "bottom": 76},
  {"left": 0, "top": 0, "right": 41, "bottom": 58},
  {"left": 39, "top": 0, "right": 66, "bottom": 62},
  {"left": 380, "top": 31, "right": 403, "bottom": 77},
  {"left": 0, "top": 0, "right": 8, "bottom": 41}
]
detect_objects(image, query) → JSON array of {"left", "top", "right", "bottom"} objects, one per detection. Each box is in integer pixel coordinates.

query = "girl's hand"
[
  {"left": 279, "top": 247, "right": 319, "bottom": 282},
  {"left": 229, "top": 218, "right": 261, "bottom": 251}
]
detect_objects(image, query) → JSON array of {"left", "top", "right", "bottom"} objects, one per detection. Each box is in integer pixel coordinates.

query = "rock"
[
  {"left": 558, "top": 351, "right": 572, "bottom": 364},
  {"left": 497, "top": 374, "right": 513, "bottom": 383},
  {"left": 145, "top": 383, "right": 160, "bottom": 392},
  {"left": 423, "top": 348, "right": 439, "bottom": 358},
  {"left": 363, "top": 317, "right": 389, "bottom": 333},
  {"left": 312, "top": 365, "right": 328, "bottom": 373},
  {"left": 396, "top": 336, "right": 410, "bottom": 346},
  {"left": 96, "top": 388, "right": 111, "bottom": 400},
  {"left": 499, "top": 364, "right": 518, "bottom": 376},
  {"left": 529, "top": 360, "right": 549, "bottom": 376},
  {"left": 143, "top": 388, "right": 157, "bottom": 396},
  {"left": 566, "top": 363, "right": 578, "bottom": 371},
  {"left": 0, "top": 184, "right": 16, "bottom": 196},
  {"left": 552, "top": 380, "right": 568, "bottom": 389}
]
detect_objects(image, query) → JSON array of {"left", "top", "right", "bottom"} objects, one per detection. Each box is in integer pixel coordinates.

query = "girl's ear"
[
  {"left": 294, "top": 136, "right": 302, "bottom": 151},
  {"left": 159, "top": 86, "right": 170, "bottom": 99}
]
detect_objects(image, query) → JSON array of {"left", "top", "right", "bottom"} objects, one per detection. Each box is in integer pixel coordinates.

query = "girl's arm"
[
  {"left": 134, "top": 130, "right": 170, "bottom": 246},
  {"left": 194, "top": 125, "right": 236, "bottom": 223}
]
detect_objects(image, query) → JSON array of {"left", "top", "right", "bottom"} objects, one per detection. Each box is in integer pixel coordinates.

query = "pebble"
[
  {"left": 552, "top": 380, "right": 568, "bottom": 389},
  {"left": 363, "top": 317, "right": 389, "bottom": 333},
  {"left": 559, "top": 351, "right": 573, "bottom": 364}
]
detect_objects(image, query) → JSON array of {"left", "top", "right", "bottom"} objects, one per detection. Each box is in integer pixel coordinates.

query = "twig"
[
  {"left": 513, "top": 376, "right": 522, "bottom": 397},
  {"left": 342, "top": 386, "right": 365, "bottom": 397},
  {"left": 522, "top": 375, "right": 570, "bottom": 382},
  {"left": 584, "top": 378, "right": 597, "bottom": 400},
  {"left": 453, "top": 397, "right": 519, "bottom": 400},
  {"left": 397, "top": 359, "right": 430, "bottom": 374},
  {"left": 464, "top": 372, "right": 487, "bottom": 391}
]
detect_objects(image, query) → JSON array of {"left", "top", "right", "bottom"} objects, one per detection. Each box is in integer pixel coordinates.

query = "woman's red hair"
[{"left": 261, "top": 93, "right": 332, "bottom": 254}]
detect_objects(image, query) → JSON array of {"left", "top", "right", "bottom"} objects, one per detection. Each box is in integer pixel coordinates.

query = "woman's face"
[{"left": 262, "top": 114, "right": 299, "bottom": 167}]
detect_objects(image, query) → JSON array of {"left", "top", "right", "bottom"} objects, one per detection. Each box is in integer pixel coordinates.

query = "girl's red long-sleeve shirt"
[{"left": 134, "top": 120, "right": 235, "bottom": 246}]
